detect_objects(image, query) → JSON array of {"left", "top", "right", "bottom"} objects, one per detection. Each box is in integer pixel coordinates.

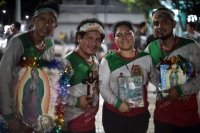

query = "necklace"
[
  {"left": 119, "top": 49, "right": 138, "bottom": 76},
  {"left": 29, "top": 30, "right": 46, "bottom": 51},
  {"left": 85, "top": 56, "right": 95, "bottom": 70},
  {"left": 125, "top": 64, "right": 132, "bottom": 75},
  {"left": 160, "top": 35, "right": 177, "bottom": 61},
  {"left": 74, "top": 50, "right": 95, "bottom": 70}
]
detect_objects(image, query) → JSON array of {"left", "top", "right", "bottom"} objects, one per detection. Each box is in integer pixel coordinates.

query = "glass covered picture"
[
  {"left": 160, "top": 64, "right": 187, "bottom": 97},
  {"left": 117, "top": 76, "right": 144, "bottom": 108}
]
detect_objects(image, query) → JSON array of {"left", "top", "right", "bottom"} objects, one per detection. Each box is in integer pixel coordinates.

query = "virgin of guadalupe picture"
[
  {"left": 21, "top": 68, "right": 44, "bottom": 124},
  {"left": 13, "top": 67, "right": 63, "bottom": 130},
  {"left": 160, "top": 64, "right": 187, "bottom": 96}
]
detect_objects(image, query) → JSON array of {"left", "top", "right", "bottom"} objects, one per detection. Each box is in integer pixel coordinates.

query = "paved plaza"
[{"left": 95, "top": 83, "right": 156, "bottom": 133}]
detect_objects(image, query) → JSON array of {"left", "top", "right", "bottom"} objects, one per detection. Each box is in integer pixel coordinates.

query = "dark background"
[{"left": 0, "top": 0, "right": 62, "bottom": 26}]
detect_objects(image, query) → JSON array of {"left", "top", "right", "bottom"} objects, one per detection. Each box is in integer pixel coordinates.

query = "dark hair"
[
  {"left": 75, "top": 18, "right": 105, "bottom": 46},
  {"left": 152, "top": 7, "right": 175, "bottom": 17},
  {"left": 187, "top": 22, "right": 195, "bottom": 29},
  {"left": 112, "top": 20, "right": 135, "bottom": 37},
  {"left": 139, "top": 21, "right": 147, "bottom": 28},
  {"left": 31, "top": 68, "right": 39, "bottom": 78},
  {"left": 13, "top": 21, "right": 21, "bottom": 31},
  {"left": 34, "top": 0, "right": 60, "bottom": 15}
]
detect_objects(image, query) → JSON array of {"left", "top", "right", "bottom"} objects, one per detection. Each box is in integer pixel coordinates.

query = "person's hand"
[
  {"left": 118, "top": 102, "right": 131, "bottom": 113},
  {"left": 79, "top": 95, "right": 93, "bottom": 111},
  {"left": 163, "top": 88, "right": 179, "bottom": 102},
  {"left": 7, "top": 118, "right": 24, "bottom": 133}
]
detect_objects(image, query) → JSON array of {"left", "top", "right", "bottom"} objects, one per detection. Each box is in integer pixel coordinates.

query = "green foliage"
[
  {"left": 120, "top": 0, "right": 135, "bottom": 12},
  {"left": 0, "top": 0, "right": 6, "bottom": 7},
  {"left": 171, "top": 0, "right": 200, "bottom": 16},
  {"left": 120, "top": 0, "right": 162, "bottom": 22},
  {"left": 120, "top": 0, "right": 200, "bottom": 30},
  {"left": 170, "top": 0, "right": 200, "bottom": 30}
]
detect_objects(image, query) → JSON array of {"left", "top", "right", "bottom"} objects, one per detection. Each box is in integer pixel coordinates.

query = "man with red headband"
[
  {"left": 0, "top": 1, "right": 59, "bottom": 133},
  {"left": 145, "top": 7, "right": 200, "bottom": 133},
  {"left": 64, "top": 18, "right": 105, "bottom": 133}
]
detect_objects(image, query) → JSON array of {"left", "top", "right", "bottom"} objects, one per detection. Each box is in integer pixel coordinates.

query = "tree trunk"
[{"left": 177, "top": 13, "right": 185, "bottom": 31}]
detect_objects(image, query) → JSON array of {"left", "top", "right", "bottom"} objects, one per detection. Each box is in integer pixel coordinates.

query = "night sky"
[{"left": 1, "top": 0, "right": 61, "bottom": 25}]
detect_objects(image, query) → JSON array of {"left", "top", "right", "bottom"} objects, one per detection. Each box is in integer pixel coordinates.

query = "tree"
[
  {"left": 120, "top": 0, "right": 163, "bottom": 23},
  {"left": 121, "top": 0, "right": 200, "bottom": 31},
  {"left": 0, "top": 0, "right": 6, "bottom": 7},
  {"left": 170, "top": 0, "right": 200, "bottom": 31}
]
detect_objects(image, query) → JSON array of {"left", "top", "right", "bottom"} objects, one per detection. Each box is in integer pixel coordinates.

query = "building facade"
[{"left": 54, "top": 0, "right": 145, "bottom": 40}]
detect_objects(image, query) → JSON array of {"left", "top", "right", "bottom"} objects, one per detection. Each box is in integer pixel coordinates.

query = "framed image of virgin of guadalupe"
[
  {"left": 11, "top": 59, "right": 72, "bottom": 132},
  {"left": 13, "top": 68, "right": 60, "bottom": 131},
  {"left": 117, "top": 65, "right": 144, "bottom": 108},
  {"left": 160, "top": 64, "right": 187, "bottom": 97}
]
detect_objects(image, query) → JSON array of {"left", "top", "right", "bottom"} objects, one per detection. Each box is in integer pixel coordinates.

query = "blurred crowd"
[
  {"left": 104, "top": 21, "right": 200, "bottom": 52},
  {"left": 1, "top": 20, "right": 200, "bottom": 62}
]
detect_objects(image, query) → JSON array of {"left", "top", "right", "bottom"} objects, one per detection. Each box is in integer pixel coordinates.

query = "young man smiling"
[
  {"left": 64, "top": 18, "right": 105, "bottom": 133},
  {"left": 145, "top": 7, "right": 200, "bottom": 133}
]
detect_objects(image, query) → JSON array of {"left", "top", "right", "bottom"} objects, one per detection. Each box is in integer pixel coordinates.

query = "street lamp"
[
  {"left": 2, "top": 10, "right": 6, "bottom": 14},
  {"left": 25, "top": 15, "right": 29, "bottom": 19}
]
